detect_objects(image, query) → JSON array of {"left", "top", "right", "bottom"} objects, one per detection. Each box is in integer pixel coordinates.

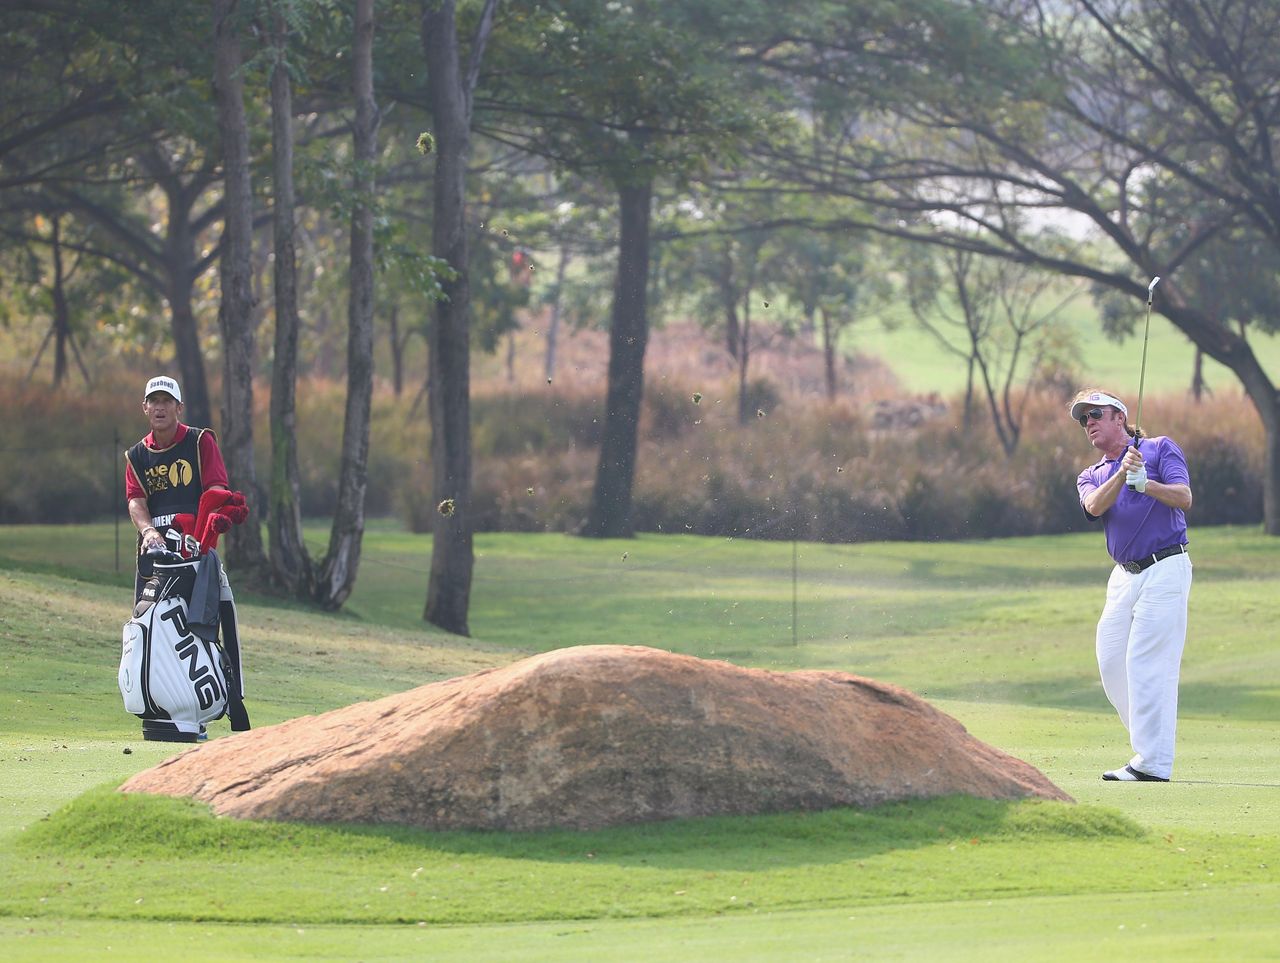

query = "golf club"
[{"left": 1129, "top": 275, "right": 1161, "bottom": 489}]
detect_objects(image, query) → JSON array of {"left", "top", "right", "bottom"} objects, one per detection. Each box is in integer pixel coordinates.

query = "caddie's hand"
[
  {"left": 1126, "top": 465, "right": 1148, "bottom": 492},
  {"left": 140, "top": 527, "right": 166, "bottom": 552}
]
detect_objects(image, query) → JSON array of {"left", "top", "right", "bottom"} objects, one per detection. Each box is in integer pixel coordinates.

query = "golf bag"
[{"left": 119, "top": 548, "right": 251, "bottom": 742}]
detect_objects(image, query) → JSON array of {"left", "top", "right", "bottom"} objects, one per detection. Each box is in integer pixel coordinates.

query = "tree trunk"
[
  {"left": 50, "top": 147, "right": 218, "bottom": 422},
  {"left": 158, "top": 168, "right": 216, "bottom": 430},
  {"left": 963, "top": 356, "right": 976, "bottom": 430},
  {"left": 1264, "top": 411, "right": 1280, "bottom": 537},
  {"left": 721, "top": 259, "right": 741, "bottom": 360},
  {"left": 421, "top": 0, "right": 496, "bottom": 634},
  {"left": 820, "top": 307, "right": 837, "bottom": 401},
  {"left": 389, "top": 305, "right": 404, "bottom": 396},
  {"left": 212, "top": 0, "right": 268, "bottom": 571},
  {"left": 49, "top": 215, "right": 70, "bottom": 386},
  {"left": 583, "top": 180, "right": 653, "bottom": 537},
  {"left": 737, "top": 299, "right": 753, "bottom": 424},
  {"left": 544, "top": 245, "right": 568, "bottom": 382},
  {"left": 266, "top": 2, "right": 313, "bottom": 597},
  {"left": 1232, "top": 368, "right": 1280, "bottom": 536},
  {"left": 1191, "top": 347, "right": 1207, "bottom": 402},
  {"left": 167, "top": 269, "right": 213, "bottom": 429},
  {"left": 314, "top": 0, "right": 379, "bottom": 610}
]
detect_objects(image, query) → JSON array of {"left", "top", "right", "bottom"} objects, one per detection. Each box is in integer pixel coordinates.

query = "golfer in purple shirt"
[{"left": 1071, "top": 388, "right": 1193, "bottom": 782}]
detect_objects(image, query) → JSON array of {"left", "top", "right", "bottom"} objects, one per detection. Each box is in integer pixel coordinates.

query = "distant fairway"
[
  {"left": 1, "top": 524, "right": 1278, "bottom": 959},
  {"left": 855, "top": 293, "right": 1280, "bottom": 398}
]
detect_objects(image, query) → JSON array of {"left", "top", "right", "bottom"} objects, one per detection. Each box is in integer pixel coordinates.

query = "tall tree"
[
  {"left": 773, "top": 227, "right": 888, "bottom": 403},
  {"left": 420, "top": 0, "right": 500, "bottom": 635},
  {"left": 481, "top": 0, "right": 765, "bottom": 536},
  {"left": 587, "top": 175, "right": 652, "bottom": 525},
  {"left": 212, "top": 0, "right": 268, "bottom": 570},
  {"left": 906, "top": 247, "right": 1078, "bottom": 454},
  {"left": 19, "top": 213, "right": 93, "bottom": 386},
  {"left": 1, "top": 2, "right": 223, "bottom": 425},
  {"left": 761, "top": 0, "right": 1280, "bottom": 532},
  {"left": 266, "top": 0, "right": 313, "bottom": 596},
  {"left": 313, "top": 0, "right": 381, "bottom": 609}
]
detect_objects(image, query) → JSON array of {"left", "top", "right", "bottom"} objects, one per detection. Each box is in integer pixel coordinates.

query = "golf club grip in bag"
[{"left": 118, "top": 551, "right": 250, "bottom": 741}]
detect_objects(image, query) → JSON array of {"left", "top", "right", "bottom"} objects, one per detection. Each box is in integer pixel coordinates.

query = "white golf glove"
[{"left": 1126, "top": 466, "right": 1148, "bottom": 492}]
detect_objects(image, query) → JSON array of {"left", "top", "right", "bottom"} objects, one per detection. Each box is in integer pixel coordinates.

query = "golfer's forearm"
[
  {"left": 1144, "top": 482, "right": 1192, "bottom": 511},
  {"left": 1083, "top": 473, "right": 1126, "bottom": 517}
]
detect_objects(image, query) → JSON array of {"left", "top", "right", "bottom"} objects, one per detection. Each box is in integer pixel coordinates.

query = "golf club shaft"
[{"left": 1129, "top": 276, "right": 1161, "bottom": 490}]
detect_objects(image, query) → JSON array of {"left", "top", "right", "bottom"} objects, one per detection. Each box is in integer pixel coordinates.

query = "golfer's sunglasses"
[{"left": 1078, "top": 407, "right": 1106, "bottom": 427}]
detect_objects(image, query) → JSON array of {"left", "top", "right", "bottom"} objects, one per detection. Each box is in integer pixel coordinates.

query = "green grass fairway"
[
  {"left": 1, "top": 524, "right": 1279, "bottom": 959},
  {"left": 5, "top": 887, "right": 1279, "bottom": 963},
  {"left": 857, "top": 296, "right": 1280, "bottom": 397}
]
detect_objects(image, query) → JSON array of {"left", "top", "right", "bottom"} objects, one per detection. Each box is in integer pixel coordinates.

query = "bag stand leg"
[{"left": 219, "top": 574, "right": 251, "bottom": 731}]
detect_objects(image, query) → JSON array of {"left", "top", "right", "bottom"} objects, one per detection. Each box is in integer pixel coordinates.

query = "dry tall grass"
[{"left": 2, "top": 322, "right": 1264, "bottom": 538}]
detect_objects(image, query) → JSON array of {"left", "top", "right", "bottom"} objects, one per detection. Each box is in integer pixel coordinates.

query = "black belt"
[{"left": 1121, "top": 543, "right": 1188, "bottom": 574}]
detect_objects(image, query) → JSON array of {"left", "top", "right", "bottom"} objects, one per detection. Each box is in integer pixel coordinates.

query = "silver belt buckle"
[{"left": 1123, "top": 560, "right": 1143, "bottom": 574}]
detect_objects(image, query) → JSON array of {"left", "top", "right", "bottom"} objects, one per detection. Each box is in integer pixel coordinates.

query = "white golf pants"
[{"left": 1095, "top": 552, "right": 1192, "bottom": 779}]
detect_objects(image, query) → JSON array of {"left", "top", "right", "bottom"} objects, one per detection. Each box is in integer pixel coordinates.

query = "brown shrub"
[{"left": 1, "top": 336, "right": 1265, "bottom": 540}]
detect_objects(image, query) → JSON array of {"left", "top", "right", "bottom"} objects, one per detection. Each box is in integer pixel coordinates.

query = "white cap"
[
  {"left": 1069, "top": 391, "right": 1126, "bottom": 421},
  {"left": 144, "top": 376, "right": 183, "bottom": 403}
]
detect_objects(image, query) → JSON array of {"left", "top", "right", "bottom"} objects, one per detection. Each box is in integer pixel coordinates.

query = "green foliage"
[
  {"left": 374, "top": 223, "right": 453, "bottom": 303},
  {"left": 482, "top": 0, "right": 769, "bottom": 188}
]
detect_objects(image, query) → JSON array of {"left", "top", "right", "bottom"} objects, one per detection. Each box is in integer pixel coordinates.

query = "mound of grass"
[
  {"left": 11, "top": 785, "right": 1230, "bottom": 928},
  {"left": 19, "top": 785, "right": 1145, "bottom": 862}
]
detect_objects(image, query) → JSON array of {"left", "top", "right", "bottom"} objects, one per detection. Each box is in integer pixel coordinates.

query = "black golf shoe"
[{"left": 1102, "top": 764, "right": 1169, "bottom": 782}]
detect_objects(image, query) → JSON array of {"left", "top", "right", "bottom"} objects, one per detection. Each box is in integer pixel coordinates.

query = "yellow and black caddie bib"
[{"left": 125, "top": 427, "right": 208, "bottom": 534}]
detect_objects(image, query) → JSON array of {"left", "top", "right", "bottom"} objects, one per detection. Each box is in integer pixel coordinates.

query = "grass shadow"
[{"left": 23, "top": 785, "right": 1141, "bottom": 874}]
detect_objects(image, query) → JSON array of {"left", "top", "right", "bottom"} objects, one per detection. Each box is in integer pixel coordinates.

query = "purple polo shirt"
[{"left": 1077, "top": 435, "right": 1190, "bottom": 564}]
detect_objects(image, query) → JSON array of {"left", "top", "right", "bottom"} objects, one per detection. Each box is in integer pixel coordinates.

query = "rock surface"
[{"left": 120, "top": 644, "right": 1072, "bottom": 830}]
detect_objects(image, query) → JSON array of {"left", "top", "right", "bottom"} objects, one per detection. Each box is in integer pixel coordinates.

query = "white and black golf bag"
[{"left": 119, "top": 549, "right": 251, "bottom": 742}]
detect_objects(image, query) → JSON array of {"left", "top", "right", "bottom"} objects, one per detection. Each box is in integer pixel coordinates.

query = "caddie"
[
  {"left": 124, "top": 376, "right": 229, "bottom": 599},
  {"left": 1070, "top": 387, "right": 1194, "bottom": 782}
]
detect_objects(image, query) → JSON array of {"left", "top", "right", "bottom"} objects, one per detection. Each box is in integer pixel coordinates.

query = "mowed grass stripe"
[{"left": 3, "top": 885, "right": 1280, "bottom": 962}]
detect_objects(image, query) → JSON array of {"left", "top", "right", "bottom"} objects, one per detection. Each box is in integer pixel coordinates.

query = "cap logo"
[
  {"left": 1069, "top": 390, "right": 1127, "bottom": 420},
  {"left": 144, "top": 376, "right": 182, "bottom": 403}
]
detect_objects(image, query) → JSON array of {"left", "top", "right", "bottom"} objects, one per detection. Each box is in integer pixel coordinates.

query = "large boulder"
[{"left": 121, "top": 644, "right": 1071, "bottom": 830}]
